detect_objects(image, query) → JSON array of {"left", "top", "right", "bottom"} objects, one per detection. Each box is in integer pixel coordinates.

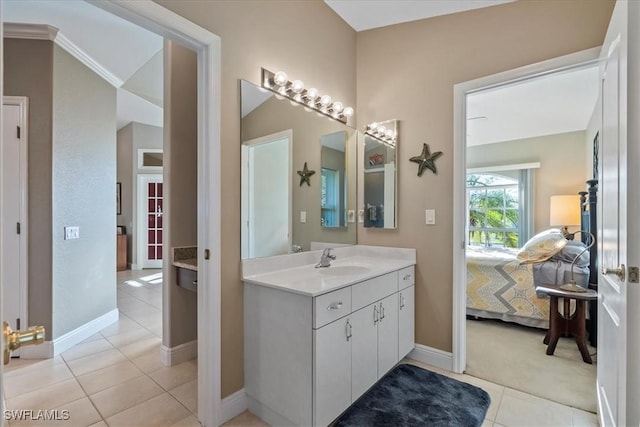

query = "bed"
[{"left": 466, "top": 180, "right": 598, "bottom": 332}]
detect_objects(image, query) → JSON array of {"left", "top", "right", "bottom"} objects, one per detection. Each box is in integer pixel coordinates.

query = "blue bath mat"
[{"left": 333, "top": 363, "right": 491, "bottom": 427}]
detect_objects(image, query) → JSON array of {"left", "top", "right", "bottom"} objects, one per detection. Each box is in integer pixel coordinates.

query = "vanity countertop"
[
  {"left": 242, "top": 245, "right": 415, "bottom": 297},
  {"left": 172, "top": 246, "right": 197, "bottom": 271}
]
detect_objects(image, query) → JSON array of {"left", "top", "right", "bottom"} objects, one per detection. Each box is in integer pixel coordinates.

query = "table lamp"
[{"left": 549, "top": 195, "right": 581, "bottom": 239}]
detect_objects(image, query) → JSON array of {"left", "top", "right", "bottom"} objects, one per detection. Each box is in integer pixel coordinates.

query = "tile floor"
[{"left": 3, "top": 270, "right": 599, "bottom": 426}]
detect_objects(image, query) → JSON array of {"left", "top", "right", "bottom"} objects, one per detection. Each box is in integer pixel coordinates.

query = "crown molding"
[
  {"left": 54, "top": 32, "right": 124, "bottom": 87},
  {"left": 4, "top": 22, "right": 123, "bottom": 88},
  {"left": 4, "top": 22, "right": 58, "bottom": 40}
]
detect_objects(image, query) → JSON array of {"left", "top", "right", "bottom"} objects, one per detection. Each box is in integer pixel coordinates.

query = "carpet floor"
[
  {"left": 334, "top": 363, "right": 490, "bottom": 427},
  {"left": 466, "top": 318, "right": 597, "bottom": 413}
]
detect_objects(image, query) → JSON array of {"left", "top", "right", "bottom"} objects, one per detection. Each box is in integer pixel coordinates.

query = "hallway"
[{"left": 3, "top": 270, "right": 198, "bottom": 426}]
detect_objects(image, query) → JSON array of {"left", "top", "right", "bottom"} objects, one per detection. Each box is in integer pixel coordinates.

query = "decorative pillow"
[
  {"left": 551, "top": 240, "right": 590, "bottom": 267},
  {"left": 516, "top": 229, "right": 568, "bottom": 264}
]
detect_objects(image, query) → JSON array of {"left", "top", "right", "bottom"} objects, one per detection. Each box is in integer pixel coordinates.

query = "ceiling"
[{"left": 4, "top": 1, "right": 598, "bottom": 144}]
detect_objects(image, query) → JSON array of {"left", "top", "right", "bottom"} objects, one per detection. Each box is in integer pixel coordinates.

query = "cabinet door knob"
[
  {"left": 327, "top": 302, "right": 343, "bottom": 311},
  {"left": 373, "top": 305, "right": 379, "bottom": 325},
  {"left": 403, "top": 274, "right": 412, "bottom": 281},
  {"left": 400, "top": 293, "right": 405, "bottom": 309},
  {"left": 379, "top": 302, "right": 385, "bottom": 320},
  {"left": 345, "top": 319, "right": 352, "bottom": 341}
]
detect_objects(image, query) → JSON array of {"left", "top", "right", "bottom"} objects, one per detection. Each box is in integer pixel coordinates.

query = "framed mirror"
[
  {"left": 240, "top": 80, "right": 357, "bottom": 259},
  {"left": 363, "top": 119, "right": 398, "bottom": 229}
]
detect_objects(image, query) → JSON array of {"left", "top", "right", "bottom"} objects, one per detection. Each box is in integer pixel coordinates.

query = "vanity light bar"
[
  {"left": 261, "top": 68, "right": 354, "bottom": 124},
  {"left": 365, "top": 122, "right": 397, "bottom": 146}
]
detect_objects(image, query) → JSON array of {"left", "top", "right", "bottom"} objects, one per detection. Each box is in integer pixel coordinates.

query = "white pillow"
[{"left": 517, "top": 229, "right": 568, "bottom": 264}]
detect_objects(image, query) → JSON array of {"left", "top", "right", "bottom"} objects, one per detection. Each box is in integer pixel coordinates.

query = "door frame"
[
  {"left": 137, "top": 174, "right": 163, "bottom": 269},
  {"left": 241, "top": 129, "right": 293, "bottom": 259},
  {"left": 451, "top": 47, "right": 601, "bottom": 374},
  {"left": 85, "top": 2, "right": 222, "bottom": 426},
  {"left": 2, "top": 97, "right": 28, "bottom": 339}
]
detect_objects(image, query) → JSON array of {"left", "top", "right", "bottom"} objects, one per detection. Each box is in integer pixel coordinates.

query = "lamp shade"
[{"left": 549, "top": 195, "right": 581, "bottom": 227}]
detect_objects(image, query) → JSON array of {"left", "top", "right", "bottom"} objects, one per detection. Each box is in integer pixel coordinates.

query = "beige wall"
[
  {"left": 467, "top": 131, "right": 589, "bottom": 234},
  {"left": 155, "top": 0, "right": 357, "bottom": 396},
  {"left": 4, "top": 39, "right": 54, "bottom": 338},
  {"left": 163, "top": 40, "right": 198, "bottom": 347},
  {"left": 356, "top": 0, "right": 614, "bottom": 352}
]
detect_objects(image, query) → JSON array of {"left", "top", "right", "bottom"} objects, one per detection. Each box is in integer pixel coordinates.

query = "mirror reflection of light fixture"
[
  {"left": 261, "top": 68, "right": 353, "bottom": 123},
  {"left": 559, "top": 230, "right": 595, "bottom": 293},
  {"left": 365, "top": 121, "right": 397, "bottom": 146},
  {"left": 549, "top": 195, "right": 581, "bottom": 239}
]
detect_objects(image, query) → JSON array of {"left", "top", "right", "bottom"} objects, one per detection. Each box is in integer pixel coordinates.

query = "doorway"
[
  {"left": 0, "top": 2, "right": 222, "bottom": 426},
  {"left": 452, "top": 48, "right": 602, "bottom": 411},
  {"left": 138, "top": 174, "right": 164, "bottom": 269}
]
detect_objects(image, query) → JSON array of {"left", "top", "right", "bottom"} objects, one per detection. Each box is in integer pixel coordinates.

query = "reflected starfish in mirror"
[
  {"left": 410, "top": 143, "right": 443, "bottom": 176},
  {"left": 297, "top": 162, "right": 315, "bottom": 186}
]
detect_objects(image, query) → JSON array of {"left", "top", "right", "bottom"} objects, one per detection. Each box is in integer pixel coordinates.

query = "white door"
[
  {"left": 1, "top": 97, "right": 28, "bottom": 350},
  {"left": 377, "top": 293, "right": 399, "bottom": 377},
  {"left": 241, "top": 130, "right": 292, "bottom": 259},
  {"left": 597, "top": 1, "right": 634, "bottom": 425},
  {"left": 398, "top": 285, "right": 415, "bottom": 358},
  {"left": 351, "top": 304, "right": 378, "bottom": 400},
  {"left": 138, "top": 174, "right": 163, "bottom": 269},
  {"left": 313, "top": 317, "right": 352, "bottom": 427}
]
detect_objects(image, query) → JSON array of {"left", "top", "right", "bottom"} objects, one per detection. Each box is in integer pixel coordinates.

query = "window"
[{"left": 467, "top": 169, "right": 534, "bottom": 248}]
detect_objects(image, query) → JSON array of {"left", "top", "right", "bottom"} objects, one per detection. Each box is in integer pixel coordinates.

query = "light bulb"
[
  {"left": 378, "top": 126, "right": 387, "bottom": 135},
  {"left": 343, "top": 107, "right": 354, "bottom": 117},
  {"left": 291, "top": 80, "right": 304, "bottom": 94},
  {"left": 273, "top": 71, "right": 288, "bottom": 87},
  {"left": 385, "top": 129, "right": 394, "bottom": 138},
  {"left": 306, "top": 88, "right": 318, "bottom": 99},
  {"left": 320, "top": 95, "right": 332, "bottom": 107},
  {"left": 333, "top": 102, "right": 344, "bottom": 113},
  {"left": 369, "top": 122, "right": 378, "bottom": 130}
]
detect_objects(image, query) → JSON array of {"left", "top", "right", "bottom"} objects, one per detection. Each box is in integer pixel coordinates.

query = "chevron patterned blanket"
[{"left": 466, "top": 247, "right": 549, "bottom": 328}]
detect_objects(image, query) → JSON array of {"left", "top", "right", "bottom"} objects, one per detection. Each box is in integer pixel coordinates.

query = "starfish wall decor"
[
  {"left": 297, "top": 162, "right": 315, "bottom": 186},
  {"left": 409, "top": 143, "right": 443, "bottom": 177}
]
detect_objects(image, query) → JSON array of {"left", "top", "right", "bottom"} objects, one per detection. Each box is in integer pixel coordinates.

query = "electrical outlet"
[
  {"left": 300, "top": 211, "right": 307, "bottom": 223},
  {"left": 64, "top": 226, "right": 80, "bottom": 240}
]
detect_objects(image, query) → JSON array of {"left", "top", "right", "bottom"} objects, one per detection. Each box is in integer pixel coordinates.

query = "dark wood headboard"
[{"left": 579, "top": 179, "right": 598, "bottom": 347}]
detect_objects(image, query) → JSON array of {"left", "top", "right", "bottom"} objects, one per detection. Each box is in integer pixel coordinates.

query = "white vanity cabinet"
[{"left": 244, "top": 263, "right": 416, "bottom": 427}]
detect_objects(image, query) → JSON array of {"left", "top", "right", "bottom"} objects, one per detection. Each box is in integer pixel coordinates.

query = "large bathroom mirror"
[
  {"left": 240, "top": 80, "right": 357, "bottom": 259},
  {"left": 363, "top": 119, "right": 398, "bottom": 229}
]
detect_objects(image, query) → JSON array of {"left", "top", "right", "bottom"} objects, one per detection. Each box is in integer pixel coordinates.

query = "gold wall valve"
[{"left": 3, "top": 321, "right": 45, "bottom": 365}]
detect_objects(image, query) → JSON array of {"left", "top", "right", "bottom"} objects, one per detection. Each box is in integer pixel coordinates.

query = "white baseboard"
[
  {"left": 160, "top": 340, "right": 197, "bottom": 366},
  {"left": 220, "top": 389, "right": 248, "bottom": 424},
  {"left": 408, "top": 343, "right": 453, "bottom": 371},
  {"left": 20, "top": 309, "right": 119, "bottom": 359}
]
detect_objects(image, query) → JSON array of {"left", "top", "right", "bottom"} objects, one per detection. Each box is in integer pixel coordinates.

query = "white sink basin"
[{"left": 317, "top": 265, "right": 370, "bottom": 276}]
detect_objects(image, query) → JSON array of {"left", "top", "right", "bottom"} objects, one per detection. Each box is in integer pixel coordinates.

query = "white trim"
[
  {"left": 2, "top": 96, "right": 29, "bottom": 358},
  {"left": 19, "top": 309, "right": 119, "bottom": 359},
  {"left": 467, "top": 162, "right": 541, "bottom": 173},
  {"left": 220, "top": 389, "right": 248, "bottom": 425},
  {"left": 159, "top": 340, "right": 197, "bottom": 366},
  {"left": 407, "top": 344, "right": 454, "bottom": 372},
  {"left": 3, "top": 23, "right": 57, "bottom": 40},
  {"left": 86, "top": 2, "right": 223, "bottom": 426},
  {"left": 53, "top": 32, "right": 124, "bottom": 88},
  {"left": 452, "top": 47, "right": 601, "bottom": 375}
]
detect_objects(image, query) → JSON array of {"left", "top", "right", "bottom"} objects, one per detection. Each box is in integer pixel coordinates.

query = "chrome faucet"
[{"left": 315, "top": 248, "right": 336, "bottom": 268}]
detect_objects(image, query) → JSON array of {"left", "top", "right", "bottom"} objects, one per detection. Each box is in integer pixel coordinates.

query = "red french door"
[{"left": 139, "top": 175, "right": 163, "bottom": 269}]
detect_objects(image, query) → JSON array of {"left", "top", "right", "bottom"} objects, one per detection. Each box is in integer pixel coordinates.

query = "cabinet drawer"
[
  {"left": 398, "top": 266, "right": 415, "bottom": 290},
  {"left": 314, "top": 287, "right": 352, "bottom": 329},
  {"left": 352, "top": 272, "right": 397, "bottom": 312}
]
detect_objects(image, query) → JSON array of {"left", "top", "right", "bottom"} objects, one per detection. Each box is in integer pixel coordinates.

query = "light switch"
[
  {"left": 425, "top": 209, "right": 436, "bottom": 225},
  {"left": 64, "top": 226, "right": 80, "bottom": 240},
  {"left": 300, "top": 211, "right": 307, "bottom": 223},
  {"left": 347, "top": 210, "right": 355, "bottom": 223},
  {"left": 358, "top": 209, "right": 364, "bottom": 223}
]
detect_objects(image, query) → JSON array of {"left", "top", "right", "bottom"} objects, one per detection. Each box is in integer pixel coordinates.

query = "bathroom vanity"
[{"left": 242, "top": 245, "right": 416, "bottom": 426}]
